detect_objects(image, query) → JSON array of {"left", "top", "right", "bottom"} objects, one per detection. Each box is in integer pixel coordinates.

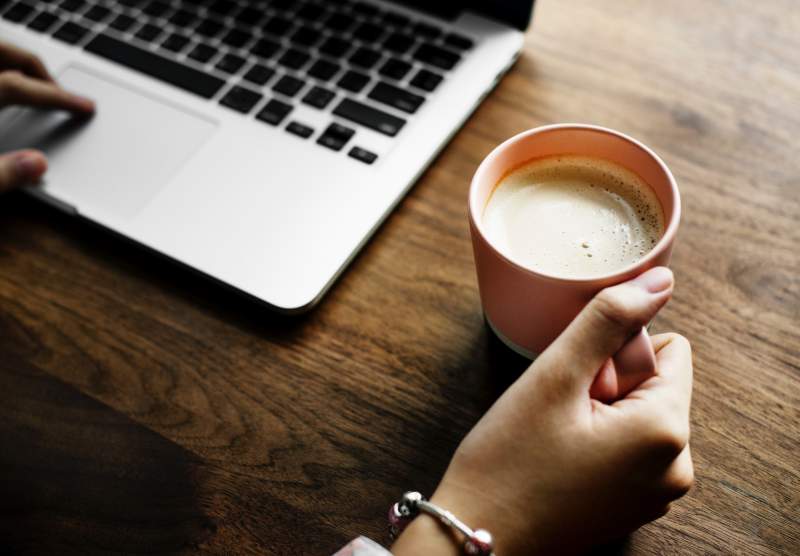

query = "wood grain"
[{"left": 1, "top": 0, "right": 798, "bottom": 554}]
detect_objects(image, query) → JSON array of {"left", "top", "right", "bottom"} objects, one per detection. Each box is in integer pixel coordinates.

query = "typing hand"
[
  {"left": 0, "top": 40, "right": 94, "bottom": 193},
  {"left": 393, "top": 267, "right": 693, "bottom": 556}
]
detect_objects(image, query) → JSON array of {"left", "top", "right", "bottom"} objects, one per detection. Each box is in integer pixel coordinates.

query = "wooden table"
[{"left": 1, "top": 0, "right": 798, "bottom": 554}]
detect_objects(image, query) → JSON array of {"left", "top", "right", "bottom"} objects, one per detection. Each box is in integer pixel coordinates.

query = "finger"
[
  {"left": 0, "top": 71, "right": 95, "bottom": 112},
  {"left": 0, "top": 150, "right": 48, "bottom": 193},
  {"left": 627, "top": 333, "right": 694, "bottom": 416},
  {"left": 660, "top": 444, "right": 694, "bottom": 500},
  {"left": 538, "top": 267, "right": 674, "bottom": 393},
  {"left": 0, "top": 40, "right": 53, "bottom": 81}
]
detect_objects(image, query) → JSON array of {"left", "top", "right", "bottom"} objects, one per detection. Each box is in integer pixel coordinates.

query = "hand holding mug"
[{"left": 392, "top": 267, "right": 694, "bottom": 556}]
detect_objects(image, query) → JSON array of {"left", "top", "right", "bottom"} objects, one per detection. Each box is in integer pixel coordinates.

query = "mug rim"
[{"left": 469, "top": 123, "right": 681, "bottom": 285}]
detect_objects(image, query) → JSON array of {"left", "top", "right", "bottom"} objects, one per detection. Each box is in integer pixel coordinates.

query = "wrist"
[
  {"left": 429, "top": 478, "right": 548, "bottom": 556},
  {"left": 391, "top": 511, "right": 460, "bottom": 556}
]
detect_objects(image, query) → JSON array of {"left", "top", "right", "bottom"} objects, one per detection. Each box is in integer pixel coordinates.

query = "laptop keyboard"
[{"left": 1, "top": 0, "right": 476, "bottom": 165}]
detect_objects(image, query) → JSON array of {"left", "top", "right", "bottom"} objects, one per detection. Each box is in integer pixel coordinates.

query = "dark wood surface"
[{"left": 1, "top": 0, "right": 798, "bottom": 554}]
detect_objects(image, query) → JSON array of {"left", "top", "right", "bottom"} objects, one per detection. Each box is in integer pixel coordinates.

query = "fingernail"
[
  {"left": 73, "top": 95, "right": 96, "bottom": 112},
  {"left": 629, "top": 267, "right": 674, "bottom": 294},
  {"left": 15, "top": 153, "right": 46, "bottom": 179}
]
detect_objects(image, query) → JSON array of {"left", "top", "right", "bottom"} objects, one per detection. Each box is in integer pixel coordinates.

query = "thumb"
[
  {"left": 540, "top": 266, "right": 674, "bottom": 394},
  {"left": 0, "top": 150, "right": 47, "bottom": 193}
]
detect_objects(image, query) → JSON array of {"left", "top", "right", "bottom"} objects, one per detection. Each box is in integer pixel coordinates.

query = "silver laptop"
[{"left": 0, "top": 0, "right": 534, "bottom": 312}]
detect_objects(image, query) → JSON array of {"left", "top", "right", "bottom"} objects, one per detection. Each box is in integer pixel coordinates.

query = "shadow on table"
[
  {"left": 0, "top": 355, "right": 215, "bottom": 554},
  {"left": 0, "top": 193, "right": 310, "bottom": 339}
]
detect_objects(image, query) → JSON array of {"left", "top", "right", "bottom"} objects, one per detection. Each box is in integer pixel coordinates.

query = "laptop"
[{"left": 0, "top": 0, "right": 534, "bottom": 312}]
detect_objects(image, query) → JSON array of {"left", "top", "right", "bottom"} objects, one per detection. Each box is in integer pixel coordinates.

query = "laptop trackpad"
[{"left": 0, "top": 65, "right": 217, "bottom": 218}]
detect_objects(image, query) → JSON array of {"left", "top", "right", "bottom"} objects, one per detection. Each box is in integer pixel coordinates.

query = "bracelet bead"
[
  {"left": 388, "top": 491, "right": 495, "bottom": 555},
  {"left": 465, "top": 529, "right": 494, "bottom": 555}
]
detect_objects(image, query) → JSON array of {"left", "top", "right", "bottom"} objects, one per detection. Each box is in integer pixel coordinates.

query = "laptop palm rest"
[{"left": 0, "top": 65, "right": 217, "bottom": 218}]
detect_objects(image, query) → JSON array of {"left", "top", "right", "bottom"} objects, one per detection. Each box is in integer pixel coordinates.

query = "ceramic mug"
[{"left": 469, "top": 124, "right": 681, "bottom": 377}]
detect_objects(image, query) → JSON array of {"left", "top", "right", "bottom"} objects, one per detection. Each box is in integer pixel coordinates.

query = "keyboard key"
[
  {"left": 337, "top": 70, "right": 369, "bottom": 93},
  {"left": 333, "top": 98, "right": 405, "bottom": 136},
  {"left": 109, "top": 13, "right": 135, "bottom": 31},
  {"left": 349, "top": 47, "right": 381, "bottom": 69},
  {"left": 168, "top": 8, "right": 194, "bottom": 27},
  {"left": 235, "top": 6, "right": 262, "bottom": 27},
  {"left": 27, "top": 10, "right": 58, "bottom": 31},
  {"left": 444, "top": 33, "right": 474, "bottom": 50},
  {"left": 222, "top": 28, "right": 251, "bottom": 48},
  {"left": 413, "top": 21, "right": 441, "bottom": 39},
  {"left": 414, "top": 43, "right": 460, "bottom": 70},
  {"left": 52, "top": 21, "right": 89, "bottom": 43},
  {"left": 353, "top": 21, "right": 382, "bottom": 43},
  {"left": 318, "top": 36, "right": 350, "bottom": 58},
  {"left": 85, "top": 33, "right": 225, "bottom": 98},
  {"left": 302, "top": 85, "right": 335, "bottom": 109},
  {"left": 256, "top": 98, "right": 292, "bottom": 126},
  {"left": 243, "top": 63, "right": 275, "bottom": 85},
  {"left": 208, "top": 0, "right": 235, "bottom": 16},
  {"left": 411, "top": 69, "right": 443, "bottom": 92},
  {"left": 195, "top": 18, "right": 223, "bottom": 38},
  {"left": 188, "top": 42, "right": 216, "bottom": 63},
  {"left": 348, "top": 146, "right": 377, "bottom": 164},
  {"left": 316, "top": 122, "right": 354, "bottom": 151},
  {"left": 286, "top": 121, "right": 314, "bottom": 138},
  {"left": 58, "top": 0, "right": 83, "bottom": 12},
  {"left": 383, "top": 32, "right": 414, "bottom": 54},
  {"left": 324, "top": 12, "right": 353, "bottom": 32},
  {"left": 409, "top": 68, "right": 442, "bottom": 92},
  {"left": 268, "top": 0, "right": 293, "bottom": 10},
  {"left": 143, "top": 0, "right": 169, "bottom": 17},
  {"left": 278, "top": 48, "right": 310, "bottom": 70},
  {"left": 3, "top": 1, "right": 34, "bottom": 22},
  {"left": 291, "top": 25, "right": 320, "bottom": 47},
  {"left": 83, "top": 5, "right": 110, "bottom": 21},
  {"left": 272, "top": 74, "right": 305, "bottom": 97},
  {"left": 308, "top": 59, "right": 340, "bottom": 81},
  {"left": 216, "top": 53, "right": 246, "bottom": 74},
  {"left": 161, "top": 32, "right": 190, "bottom": 52},
  {"left": 296, "top": 2, "right": 324, "bottom": 21},
  {"left": 252, "top": 37, "right": 280, "bottom": 58},
  {"left": 368, "top": 81, "right": 424, "bottom": 113},
  {"left": 379, "top": 58, "right": 411, "bottom": 80},
  {"left": 264, "top": 15, "right": 292, "bottom": 37},
  {"left": 135, "top": 23, "right": 161, "bottom": 42},
  {"left": 220, "top": 85, "right": 262, "bottom": 113}
]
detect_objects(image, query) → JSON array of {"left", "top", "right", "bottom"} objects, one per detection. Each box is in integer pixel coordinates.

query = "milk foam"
[{"left": 482, "top": 155, "right": 664, "bottom": 279}]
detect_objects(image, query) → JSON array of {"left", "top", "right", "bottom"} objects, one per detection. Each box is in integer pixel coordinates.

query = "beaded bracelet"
[{"left": 388, "top": 491, "right": 495, "bottom": 556}]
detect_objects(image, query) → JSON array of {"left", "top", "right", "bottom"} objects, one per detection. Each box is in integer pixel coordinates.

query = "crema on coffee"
[{"left": 482, "top": 155, "right": 664, "bottom": 279}]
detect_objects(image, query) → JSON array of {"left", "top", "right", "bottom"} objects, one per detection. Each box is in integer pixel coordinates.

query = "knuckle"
[
  {"left": 641, "top": 412, "right": 689, "bottom": 457},
  {"left": 668, "top": 467, "right": 695, "bottom": 499}
]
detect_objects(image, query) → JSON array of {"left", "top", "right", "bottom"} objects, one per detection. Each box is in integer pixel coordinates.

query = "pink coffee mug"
[{"left": 469, "top": 124, "right": 681, "bottom": 387}]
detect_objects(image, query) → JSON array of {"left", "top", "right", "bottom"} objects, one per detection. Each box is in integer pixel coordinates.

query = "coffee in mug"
[{"left": 482, "top": 155, "right": 665, "bottom": 279}]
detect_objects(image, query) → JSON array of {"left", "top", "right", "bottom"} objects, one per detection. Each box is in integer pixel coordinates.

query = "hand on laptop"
[
  {"left": 392, "top": 268, "right": 694, "bottom": 556},
  {"left": 0, "top": 40, "right": 94, "bottom": 193}
]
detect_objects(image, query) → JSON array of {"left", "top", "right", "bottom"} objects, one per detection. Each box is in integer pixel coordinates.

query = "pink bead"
[
  {"left": 388, "top": 503, "right": 411, "bottom": 535},
  {"left": 465, "top": 529, "right": 493, "bottom": 555}
]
